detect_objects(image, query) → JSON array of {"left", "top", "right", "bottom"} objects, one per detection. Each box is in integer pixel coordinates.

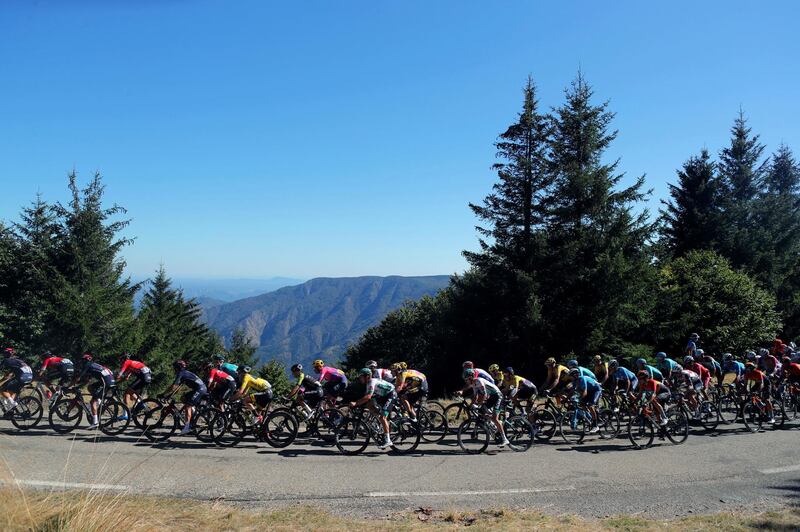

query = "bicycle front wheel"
[
  {"left": 717, "top": 395, "right": 739, "bottom": 424},
  {"left": 48, "top": 395, "right": 83, "bottom": 434},
  {"left": 444, "top": 403, "right": 469, "bottom": 433},
  {"left": 419, "top": 410, "right": 448, "bottom": 443},
  {"left": 132, "top": 398, "right": 162, "bottom": 429},
  {"left": 390, "top": 417, "right": 421, "bottom": 454},
  {"left": 530, "top": 409, "right": 556, "bottom": 442},
  {"left": 457, "top": 419, "right": 489, "bottom": 454},
  {"left": 99, "top": 398, "right": 130, "bottom": 435},
  {"left": 741, "top": 402, "right": 763, "bottom": 432},
  {"left": 262, "top": 410, "right": 299, "bottom": 448},
  {"left": 142, "top": 406, "right": 178, "bottom": 442},
  {"left": 10, "top": 396, "right": 43, "bottom": 430},
  {"left": 697, "top": 401, "right": 719, "bottom": 431},
  {"left": 559, "top": 412, "right": 588, "bottom": 444},
  {"left": 334, "top": 418, "right": 370, "bottom": 455},
  {"left": 504, "top": 415, "right": 534, "bottom": 452},
  {"left": 627, "top": 416, "right": 654, "bottom": 449},
  {"left": 665, "top": 407, "right": 689, "bottom": 445}
]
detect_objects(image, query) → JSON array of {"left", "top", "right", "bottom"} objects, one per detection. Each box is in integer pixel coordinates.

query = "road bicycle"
[
  {"left": 270, "top": 396, "right": 343, "bottom": 443},
  {"left": 558, "top": 397, "right": 619, "bottom": 444},
  {"left": 48, "top": 385, "right": 130, "bottom": 435},
  {"left": 210, "top": 399, "right": 299, "bottom": 448},
  {"left": 741, "top": 390, "right": 786, "bottom": 432},
  {"left": 0, "top": 392, "right": 43, "bottom": 430},
  {"left": 140, "top": 396, "right": 220, "bottom": 443},
  {"left": 456, "top": 400, "right": 533, "bottom": 454},
  {"left": 627, "top": 397, "right": 689, "bottom": 449},
  {"left": 334, "top": 404, "right": 420, "bottom": 455}
]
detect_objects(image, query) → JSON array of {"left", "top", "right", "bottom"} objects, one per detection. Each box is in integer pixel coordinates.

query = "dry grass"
[{"left": 0, "top": 489, "right": 798, "bottom": 531}]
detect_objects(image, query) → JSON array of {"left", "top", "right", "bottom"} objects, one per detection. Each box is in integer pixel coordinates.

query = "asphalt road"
[{"left": 1, "top": 419, "right": 799, "bottom": 518}]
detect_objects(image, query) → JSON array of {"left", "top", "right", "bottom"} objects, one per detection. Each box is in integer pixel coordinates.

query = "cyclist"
[
  {"left": 569, "top": 367, "right": 602, "bottom": 433},
  {"left": 457, "top": 368, "right": 509, "bottom": 447},
  {"left": 699, "top": 351, "right": 724, "bottom": 387},
  {"left": 38, "top": 352, "right": 74, "bottom": 395},
  {"left": 162, "top": 360, "right": 208, "bottom": 435},
  {"left": 744, "top": 361, "right": 774, "bottom": 424},
  {"left": 288, "top": 363, "right": 322, "bottom": 421},
  {"left": 232, "top": 366, "right": 272, "bottom": 422},
  {"left": 608, "top": 359, "right": 638, "bottom": 399},
  {"left": 312, "top": 359, "right": 348, "bottom": 404},
  {"left": 566, "top": 359, "right": 597, "bottom": 380},
  {"left": 488, "top": 364, "right": 504, "bottom": 388},
  {"left": 592, "top": 355, "right": 609, "bottom": 385},
  {"left": 634, "top": 358, "right": 664, "bottom": 382},
  {"left": 212, "top": 354, "right": 240, "bottom": 386},
  {"left": 684, "top": 355, "right": 711, "bottom": 394},
  {"left": 205, "top": 363, "right": 237, "bottom": 410},
  {"left": 686, "top": 333, "right": 700, "bottom": 357},
  {"left": 1, "top": 348, "right": 33, "bottom": 414},
  {"left": 635, "top": 369, "right": 670, "bottom": 426},
  {"left": 542, "top": 357, "right": 569, "bottom": 394},
  {"left": 365, "top": 360, "right": 394, "bottom": 383},
  {"left": 673, "top": 366, "right": 704, "bottom": 413},
  {"left": 722, "top": 353, "right": 746, "bottom": 387},
  {"left": 501, "top": 367, "right": 537, "bottom": 415},
  {"left": 395, "top": 366, "right": 428, "bottom": 422},
  {"left": 759, "top": 348, "right": 781, "bottom": 380},
  {"left": 72, "top": 353, "right": 115, "bottom": 429},
  {"left": 781, "top": 356, "right": 800, "bottom": 387},
  {"left": 350, "top": 368, "right": 397, "bottom": 449},
  {"left": 117, "top": 352, "right": 152, "bottom": 415},
  {"left": 655, "top": 352, "right": 682, "bottom": 381},
  {"left": 461, "top": 361, "right": 495, "bottom": 384}
]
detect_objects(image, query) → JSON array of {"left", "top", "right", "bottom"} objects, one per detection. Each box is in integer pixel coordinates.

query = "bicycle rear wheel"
[
  {"left": 717, "top": 395, "right": 739, "bottom": 424},
  {"left": 419, "top": 409, "right": 447, "bottom": 443},
  {"left": 389, "top": 417, "right": 421, "bottom": 454},
  {"left": 444, "top": 403, "right": 469, "bottom": 433},
  {"left": 627, "top": 416, "right": 654, "bottom": 449},
  {"left": 316, "top": 408, "right": 344, "bottom": 442},
  {"left": 457, "top": 419, "right": 489, "bottom": 454},
  {"left": 142, "top": 406, "right": 178, "bottom": 442},
  {"left": 262, "top": 410, "right": 299, "bottom": 448},
  {"left": 504, "top": 415, "right": 533, "bottom": 452},
  {"left": 99, "top": 398, "right": 130, "bottom": 435},
  {"left": 665, "top": 407, "right": 689, "bottom": 445},
  {"left": 530, "top": 408, "right": 556, "bottom": 442},
  {"left": 559, "top": 412, "right": 588, "bottom": 444},
  {"left": 597, "top": 409, "right": 620, "bottom": 439},
  {"left": 132, "top": 398, "right": 162, "bottom": 429},
  {"left": 193, "top": 409, "right": 218, "bottom": 443},
  {"left": 741, "top": 402, "right": 763, "bottom": 432},
  {"left": 10, "top": 396, "right": 43, "bottom": 430},
  {"left": 334, "top": 418, "right": 370, "bottom": 455},
  {"left": 769, "top": 399, "right": 786, "bottom": 429},
  {"left": 697, "top": 401, "right": 719, "bottom": 431},
  {"left": 48, "top": 395, "right": 83, "bottom": 434}
]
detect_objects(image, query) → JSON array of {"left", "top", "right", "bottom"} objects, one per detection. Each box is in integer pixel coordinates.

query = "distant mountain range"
[
  {"left": 201, "top": 275, "right": 451, "bottom": 368},
  {"left": 133, "top": 276, "right": 304, "bottom": 306}
]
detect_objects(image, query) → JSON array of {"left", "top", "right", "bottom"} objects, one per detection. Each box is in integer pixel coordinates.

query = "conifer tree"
[{"left": 227, "top": 327, "right": 258, "bottom": 366}]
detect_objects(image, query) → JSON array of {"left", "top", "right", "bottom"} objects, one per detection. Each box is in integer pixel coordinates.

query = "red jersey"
[
  {"left": 208, "top": 368, "right": 234, "bottom": 385},
  {"left": 784, "top": 363, "right": 800, "bottom": 378},
  {"left": 119, "top": 359, "right": 147, "bottom": 377},
  {"left": 688, "top": 362, "right": 710, "bottom": 384},
  {"left": 41, "top": 356, "right": 66, "bottom": 370},
  {"left": 744, "top": 368, "right": 767, "bottom": 382}
]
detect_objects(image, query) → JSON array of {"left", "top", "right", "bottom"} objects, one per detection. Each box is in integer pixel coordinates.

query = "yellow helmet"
[
  {"left": 593, "top": 355, "right": 602, "bottom": 363},
  {"left": 312, "top": 359, "right": 324, "bottom": 369},
  {"left": 488, "top": 363, "right": 500, "bottom": 373},
  {"left": 399, "top": 361, "right": 408, "bottom": 370},
  {"left": 545, "top": 357, "right": 556, "bottom": 366}
]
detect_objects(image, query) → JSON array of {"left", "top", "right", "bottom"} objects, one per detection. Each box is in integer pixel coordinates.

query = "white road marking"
[
  {"left": 760, "top": 464, "right": 800, "bottom": 475},
  {"left": 5, "top": 479, "right": 129, "bottom": 491},
  {"left": 366, "top": 486, "right": 575, "bottom": 497}
]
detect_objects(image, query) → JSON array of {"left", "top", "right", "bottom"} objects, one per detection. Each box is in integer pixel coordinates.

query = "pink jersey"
[{"left": 318, "top": 366, "right": 345, "bottom": 384}]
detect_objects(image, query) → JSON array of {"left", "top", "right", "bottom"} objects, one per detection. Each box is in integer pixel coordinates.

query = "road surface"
[{"left": 1, "top": 421, "right": 798, "bottom": 518}]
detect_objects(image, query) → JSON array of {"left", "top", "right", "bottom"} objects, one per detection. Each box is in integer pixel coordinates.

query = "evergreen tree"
[
  {"left": 0, "top": 222, "right": 16, "bottom": 347},
  {"left": 540, "top": 73, "right": 655, "bottom": 356},
  {"left": 46, "top": 172, "right": 139, "bottom": 362},
  {"left": 466, "top": 76, "right": 550, "bottom": 271},
  {"left": 659, "top": 150, "right": 723, "bottom": 257},
  {"left": 257, "top": 359, "right": 292, "bottom": 397},
  {"left": 227, "top": 327, "right": 257, "bottom": 367}
]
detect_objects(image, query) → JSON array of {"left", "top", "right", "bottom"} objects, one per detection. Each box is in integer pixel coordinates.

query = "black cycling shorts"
[
  {"left": 129, "top": 372, "right": 152, "bottom": 393},
  {"left": 212, "top": 380, "right": 236, "bottom": 402},
  {"left": 45, "top": 368, "right": 74, "bottom": 384},
  {"left": 516, "top": 385, "right": 537, "bottom": 400},
  {"left": 2, "top": 376, "right": 32, "bottom": 395},
  {"left": 252, "top": 389, "right": 273, "bottom": 408},
  {"left": 303, "top": 389, "right": 323, "bottom": 407},
  {"left": 88, "top": 379, "right": 112, "bottom": 400},
  {"left": 323, "top": 381, "right": 346, "bottom": 398},
  {"left": 182, "top": 389, "right": 207, "bottom": 407}
]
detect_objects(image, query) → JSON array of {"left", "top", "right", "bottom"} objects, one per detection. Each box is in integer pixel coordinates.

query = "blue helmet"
[
  {"left": 655, "top": 352, "right": 666, "bottom": 360},
  {"left": 566, "top": 359, "right": 578, "bottom": 369}
]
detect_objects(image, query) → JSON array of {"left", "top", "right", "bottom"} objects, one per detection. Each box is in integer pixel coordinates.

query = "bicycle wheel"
[
  {"left": 665, "top": 407, "right": 689, "bottom": 445},
  {"left": 141, "top": 406, "right": 179, "bottom": 442},
  {"left": 444, "top": 403, "right": 469, "bottom": 433},
  {"left": 334, "top": 417, "right": 370, "bottom": 455},
  {"left": 316, "top": 408, "right": 344, "bottom": 442},
  {"left": 10, "top": 396, "right": 43, "bottom": 430},
  {"left": 504, "top": 415, "right": 533, "bottom": 452},
  {"left": 19, "top": 383, "right": 45, "bottom": 405},
  {"left": 419, "top": 409, "right": 447, "bottom": 443},
  {"left": 262, "top": 410, "right": 299, "bottom": 448},
  {"left": 132, "top": 398, "right": 162, "bottom": 429},
  {"left": 559, "top": 412, "right": 588, "bottom": 444},
  {"left": 697, "top": 401, "right": 719, "bottom": 431},
  {"left": 48, "top": 395, "right": 84, "bottom": 434},
  {"left": 717, "top": 395, "right": 739, "bottom": 424},
  {"left": 530, "top": 409, "right": 556, "bottom": 442},
  {"left": 193, "top": 408, "right": 217, "bottom": 443},
  {"left": 389, "top": 417, "right": 421, "bottom": 454},
  {"left": 627, "top": 416, "right": 654, "bottom": 449},
  {"left": 99, "top": 398, "right": 130, "bottom": 435},
  {"left": 741, "top": 402, "right": 763, "bottom": 432},
  {"left": 424, "top": 400, "right": 446, "bottom": 414},
  {"left": 769, "top": 399, "right": 786, "bottom": 429},
  {"left": 212, "top": 410, "right": 247, "bottom": 447},
  {"left": 457, "top": 419, "right": 489, "bottom": 454},
  {"left": 597, "top": 409, "right": 620, "bottom": 439}
]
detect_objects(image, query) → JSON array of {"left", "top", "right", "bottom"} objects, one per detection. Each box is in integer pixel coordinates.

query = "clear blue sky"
[{"left": 1, "top": 1, "right": 798, "bottom": 279}]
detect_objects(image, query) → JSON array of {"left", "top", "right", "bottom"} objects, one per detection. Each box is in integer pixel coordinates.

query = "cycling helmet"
[
  {"left": 723, "top": 353, "right": 733, "bottom": 361},
  {"left": 592, "top": 355, "right": 602, "bottom": 363},
  {"left": 745, "top": 362, "right": 756, "bottom": 370},
  {"left": 683, "top": 355, "right": 694, "bottom": 365},
  {"left": 398, "top": 361, "right": 408, "bottom": 370},
  {"left": 488, "top": 363, "right": 500, "bottom": 373},
  {"left": 390, "top": 362, "right": 402, "bottom": 372},
  {"left": 462, "top": 360, "right": 474, "bottom": 369},
  {"left": 121, "top": 352, "right": 131, "bottom": 360},
  {"left": 655, "top": 352, "right": 666, "bottom": 360},
  {"left": 463, "top": 368, "right": 476, "bottom": 379},
  {"left": 746, "top": 351, "right": 757, "bottom": 361},
  {"left": 212, "top": 353, "right": 225, "bottom": 362},
  {"left": 758, "top": 348, "right": 769, "bottom": 357},
  {"left": 173, "top": 360, "right": 187, "bottom": 371},
  {"left": 290, "top": 363, "right": 303, "bottom": 373},
  {"left": 358, "top": 368, "right": 371, "bottom": 377},
  {"left": 690, "top": 333, "right": 700, "bottom": 341},
  {"left": 504, "top": 366, "right": 515, "bottom": 375},
  {"left": 608, "top": 359, "right": 619, "bottom": 369},
  {"left": 635, "top": 358, "right": 646, "bottom": 367},
  {"left": 544, "top": 357, "right": 556, "bottom": 366},
  {"left": 2, "top": 347, "right": 15, "bottom": 358},
  {"left": 312, "top": 359, "right": 324, "bottom": 369},
  {"left": 241, "top": 365, "right": 252, "bottom": 373},
  {"left": 637, "top": 370, "right": 650, "bottom": 380},
  {"left": 568, "top": 368, "right": 581, "bottom": 377},
  {"left": 566, "top": 359, "right": 578, "bottom": 368},
  {"left": 81, "top": 353, "right": 93, "bottom": 362},
  {"left": 696, "top": 349, "right": 705, "bottom": 357},
  {"left": 365, "top": 360, "right": 377, "bottom": 369}
]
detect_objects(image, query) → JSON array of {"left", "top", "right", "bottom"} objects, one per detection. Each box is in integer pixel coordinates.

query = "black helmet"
[
  {"left": 173, "top": 360, "right": 187, "bottom": 372},
  {"left": 365, "top": 360, "right": 378, "bottom": 369},
  {"left": 212, "top": 353, "right": 225, "bottom": 362},
  {"left": 291, "top": 363, "right": 303, "bottom": 372}
]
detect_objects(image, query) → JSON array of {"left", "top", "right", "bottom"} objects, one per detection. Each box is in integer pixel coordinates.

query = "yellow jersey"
[{"left": 240, "top": 373, "right": 271, "bottom": 394}]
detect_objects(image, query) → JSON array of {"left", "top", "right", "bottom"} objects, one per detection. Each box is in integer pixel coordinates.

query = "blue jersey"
[
  {"left": 574, "top": 375, "right": 602, "bottom": 395},
  {"left": 474, "top": 368, "right": 495, "bottom": 385},
  {"left": 686, "top": 340, "right": 697, "bottom": 356},
  {"left": 645, "top": 365, "right": 664, "bottom": 382},
  {"left": 578, "top": 367, "right": 596, "bottom": 380},
  {"left": 657, "top": 358, "right": 680, "bottom": 375},
  {"left": 723, "top": 360, "right": 745, "bottom": 377},
  {"left": 612, "top": 366, "right": 636, "bottom": 384}
]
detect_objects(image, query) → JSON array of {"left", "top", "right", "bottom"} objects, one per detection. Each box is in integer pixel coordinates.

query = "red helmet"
[
  {"left": 2, "top": 347, "right": 15, "bottom": 358},
  {"left": 82, "top": 353, "right": 93, "bottom": 362}
]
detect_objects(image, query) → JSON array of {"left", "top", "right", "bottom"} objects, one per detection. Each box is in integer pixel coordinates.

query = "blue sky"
[{"left": 1, "top": 1, "right": 798, "bottom": 279}]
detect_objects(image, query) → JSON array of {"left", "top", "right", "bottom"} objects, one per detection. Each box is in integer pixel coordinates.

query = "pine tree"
[
  {"left": 659, "top": 150, "right": 723, "bottom": 257},
  {"left": 227, "top": 327, "right": 257, "bottom": 366},
  {"left": 466, "top": 76, "right": 550, "bottom": 271},
  {"left": 540, "top": 73, "right": 654, "bottom": 356},
  {"left": 47, "top": 172, "right": 139, "bottom": 361},
  {"left": 0, "top": 222, "right": 16, "bottom": 347}
]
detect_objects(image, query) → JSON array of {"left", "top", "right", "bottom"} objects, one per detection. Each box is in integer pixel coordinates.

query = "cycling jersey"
[
  {"left": 173, "top": 369, "right": 207, "bottom": 392},
  {"left": 638, "top": 378, "right": 669, "bottom": 395},
  {"left": 686, "top": 362, "right": 710, "bottom": 387},
  {"left": 701, "top": 358, "right": 722, "bottom": 378},
  {"left": 364, "top": 378, "right": 395, "bottom": 398},
  {"left": 578, "top": 367, "right": 597, "bottom": 380},
  {"left": 472, "top": 368, "right": 495, "bottom": 385},
  {"left": 676, "top": 369, "right": 702, "bottom": 390},
  {"left": 574, "top": 375, "right": 602, "bottom": 395},
  {"left": 239, "top": 373, "right": 271, "bottom": 394},
  {"left": 611, "top": 367, "right": 638, "bottom": 391},
  {"left": 76, "top": 361, "right": 115, "bottom": 386},
  {"left": 548, "top": 364, "right": 569, "bottom": 384},
  {"left": 784, "top": 362, "right": 800, "bottom": 379},
  {"left": 593, "top": 362, "right": 609, "bottom": 382},
  {"left": 371, "top": 368, "right": 394, "bottom": 382},
  {"left": 686, "top": 340, "right": 698, "bottom": 356},
  {"left": 318, "top": 366, "right": 346, "bottom": 385},
  {"left": 656, "top": 358, "right": 680, "bottom": 375},
  {"left": 1, "top": 357, "right": 34, "bottom": 381},
  {"left": 759, "top": 354, "right": 780, "bottom": 376},
  {"left": 220, "top": 362, "right": 239, "bottom": 375},
  {"left": 503, "top": 374, "right": 535, "bottom": 395},
  {"left": 723, "top": 360, "right": 745, "bottom": 378},
  {"left": 640, "top": 365, "right": 663, "bottom": 382},
  {"left": 119, "top": 359, "right": 149, "bottom": 378},
  {"left": 470, "top": 377, "right": 501, "bottom": 396},
  {"left": 208, "top": 368, "right": 235, "bottom": 386},
  {"left": 294, "top": 372, "right": 321, "bottom": 391},
  {"left": 744, "top": 368, "right": 768, "bottom": 383},
  {"left": 41, "top": 356, "right": 73, "bottom": 373},
  {"left": 397, "top": 369, "right": 426, "bottom": 392}
]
